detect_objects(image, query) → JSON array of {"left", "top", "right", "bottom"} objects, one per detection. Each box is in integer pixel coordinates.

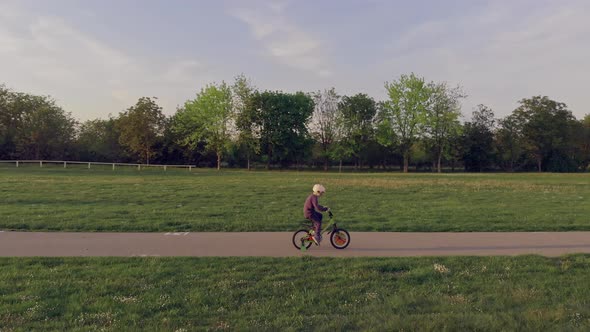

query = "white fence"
[{"left": 0, "top": 160, "right": 196, "bottom": 171}]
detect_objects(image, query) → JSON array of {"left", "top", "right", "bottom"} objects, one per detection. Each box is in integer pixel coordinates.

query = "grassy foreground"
[
  {"left": 1, "top": 166, "right": 589, "bottom": 232},
  {"left": 1, "top": 255, "right": 589, "bottom": 331}
]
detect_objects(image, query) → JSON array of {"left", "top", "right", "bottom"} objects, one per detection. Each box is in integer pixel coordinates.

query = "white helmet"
[{"left": 312, "top": 184, "right": 326, "bottom": 194}]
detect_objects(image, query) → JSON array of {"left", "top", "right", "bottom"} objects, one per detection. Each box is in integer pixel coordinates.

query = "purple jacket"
[{"left": 303, "top": 194, "right": 328, "bottom": 219}]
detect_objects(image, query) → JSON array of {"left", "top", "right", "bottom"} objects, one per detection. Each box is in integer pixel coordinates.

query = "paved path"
[{"left": 1, "top": 231, "right": 590, "bottom": 257}]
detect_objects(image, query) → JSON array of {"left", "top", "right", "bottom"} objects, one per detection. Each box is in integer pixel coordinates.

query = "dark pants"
[{"left": 309, "top": 212, "right": 323, "bottom": 242}]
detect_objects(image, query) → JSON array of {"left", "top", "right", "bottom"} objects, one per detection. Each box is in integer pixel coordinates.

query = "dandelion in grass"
[
  {"left": 216, "top": 321, "right": 230, "bottom": 329},
  {"left": 434, "top": 263, "right": 450, "bottom": 274},
  {"left": 113, "top": 295, "right": 137, "bottom": 304},
  {"left": 365, "top": 292, "right": 378, "bottom": 301}
]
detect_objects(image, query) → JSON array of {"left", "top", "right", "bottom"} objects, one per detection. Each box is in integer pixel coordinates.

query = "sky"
[{"left": 1, "top": 0, "right": 589, "bottom": 121}]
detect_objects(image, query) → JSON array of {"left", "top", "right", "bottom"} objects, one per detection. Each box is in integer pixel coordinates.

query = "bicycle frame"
[
  {"left": 294, "top": 211, "right": 350, "bottom": 251},
  {"left": 302, "top": 213, "right": 337, "bottom": 236}
]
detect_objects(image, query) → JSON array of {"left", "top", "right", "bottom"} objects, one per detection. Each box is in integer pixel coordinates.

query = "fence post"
[
  {"left": 164, "top": 165, "right": 167, "bottom": 171},
  {"left": 88, "top": 162, "right": 91, "bottom": 169},
  {"left": 138, "top": 164, "right": 141, "bottom": 171},
  {"left": 189, "top": 166, "right": 192, "bottom": 172},
  {"left": 16, "top": 161, "right": 19, "bottom": 168},
  {"left": 112, "top": 163, "right": 115, "bottom": 171},
  {"left": 40, "top": 161, "right": 42, "bottom": 168},
  {"left": 64, "top": 161, "right": 67, "bottom": 168}
]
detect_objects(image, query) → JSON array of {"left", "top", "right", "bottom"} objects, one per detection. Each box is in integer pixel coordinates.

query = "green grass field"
[
  {"left": 2, "top": 167, "right": 590, "bottom": 330},
  {"left": 1, "top": 255, "right": 589, "bottom": 331},
  {"left": 1, "top": 166, "right": 588, "bottom": 232}
]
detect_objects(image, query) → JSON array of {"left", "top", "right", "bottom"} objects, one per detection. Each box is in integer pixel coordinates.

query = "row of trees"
[{"left": 1, "top": 74, "right": 589, "bottom": 172}]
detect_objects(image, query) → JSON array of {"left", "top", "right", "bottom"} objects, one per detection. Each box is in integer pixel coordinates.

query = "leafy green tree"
[
  {"left": 0, "top": 85, "right": 13, "bottom": 158},
  {"left": 513, "top": 96, "right": 578, "bottom": 172},
  {"left": 338, "top": 93, "right": 377, "bottom": 169},
  {"left": 174, "top": 83, "right": 233, "bottom": 170},
  {"left": 232, "top": 74, "right": 259, "bottom": 170},
  {"left": 9, "top": 93, "right": 77, "bottom": 160},
  {"left": 117, "top": 97, "right": 166, "bottom": 164},
  {"left": 447, "top": 125, "right": 464, "bottom": 172},
  {"left": 156, "top": 116, "right": 191, "bottom": 165},
  {"left": 310, "top": 88, "right": 340, "bottom": 170},
  {"left": 374, "top": 101, "right": 401, "bottom": 169},
  {"left": 2, "top": 86, "right": 78, "bottom": 160},
  {"left": 247, "top": 91, "right": 314, "bottom": 169},
  {"left": 580, "top": 115, "right": 590, "bottom": 170},
  {"left": 495, "top": 114, "right": 525, "bottom": 172},
  {"left": 462, "top": 105, "right": 496, "bottom": 172},
  {"left": 77, "top": 117, "right": 126, "bottom": 162},
  {"left": 383, "top": 73, "right": 432, "bottom": 172},
  {"left": 425, "top": 82, "right": 464, "bottom": 172}
]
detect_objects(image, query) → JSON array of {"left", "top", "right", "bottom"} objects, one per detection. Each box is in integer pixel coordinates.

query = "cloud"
[
  {"left": 381, "top": 1, "right": 590, "bottom": 119},
  {"left": 0, "top": 2, "right": 206, "bottom": 120},
  {"left": 230, "top": 2, "right": 331, "bottom": 77}
]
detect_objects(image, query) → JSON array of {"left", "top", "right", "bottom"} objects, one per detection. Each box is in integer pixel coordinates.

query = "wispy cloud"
[
  {"left": 230, "top": 2, "right": 332, "bottom": 77},
  {"left": 381, "top": 1, "right": 590, "bottom": 118},
  {"left": 0, "top": 2, "right": 206, "bottom": 119}
]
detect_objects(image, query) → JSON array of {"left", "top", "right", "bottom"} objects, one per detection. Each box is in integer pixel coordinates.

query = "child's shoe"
[{"left": 311, "top": 236, "right": 320, "bottom": 246}]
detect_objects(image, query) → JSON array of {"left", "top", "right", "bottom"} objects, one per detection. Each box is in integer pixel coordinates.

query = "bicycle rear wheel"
[
  {"left": 330, "top": 228, "right": 350, "bottom": 249},
  {"left": 292, "top": 229, "right": 313, "bottom": 250}
]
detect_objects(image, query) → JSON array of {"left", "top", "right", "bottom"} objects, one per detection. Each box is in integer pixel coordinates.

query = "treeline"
[{"left": 1, "top": 74, "right": 589, "bottom": 172}]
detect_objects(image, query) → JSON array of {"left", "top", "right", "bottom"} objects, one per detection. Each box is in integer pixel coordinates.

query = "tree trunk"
[
  {"left": 437, "top": 151, "right": 442, "bottom": 173},
  {"left": 339, "top": 160, "right": 342, "bottom": 173},
  {"left": 537, "top": 157, "right": 542, "bottom": 172},
  {"left": 146, "top": 150, "right": 150, "bottom": 165},
  {"left": 247, "top": 158, "right": 250, "bottom": 171},
  {"left": 217, "top": 152, "right": 221, "bottom": 170},
  {"left": 403, "top": 153, "right": 409, "bottom": 173},
  {"left": 324, "top": 158, "right": 328, "bottom": 171}
]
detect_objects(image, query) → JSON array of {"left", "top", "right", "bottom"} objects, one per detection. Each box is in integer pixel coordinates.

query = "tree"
[
  {"left": 247, "top": 91, "right": 314, "bottom": 169},
  {"left": 383, "top": 73, "right": 431, "bottom": 172},
  {"left": 375, "top": 100, "right": 408, "bottom": 170},
  {"left": 338, "top": 93, "right": 377, "bottom": 169},
  {"left": 580, "top": 114, "right": 590, "bottom": 170},
  {"left": 77, "top": 117, "right": 126, "bottom": 162},
  {"left": 173, "top": 83, "right": 233, "bottom": 170},
  {"left": 117, "top": 97, "right": 166, "bottom": 164},
  {"left": 15, "top": 93, "right": 77, "bottom": 160},
  {"left": 424, "top": 82, "right": 465, "bottom": 172},
  {"left": 462, "top": 105, "right": 496, "bottom": 172},
  {"left": 495, "top": 114, "right": 524, "bottom": 172},
  {"left": 310, "top": 88, "right": 340, "bottom": 170},
  {"left": 0, "top": 85, "right": 14, "bottom": 158},
  {"left": 156, "top": 116, "right": 191, "bottom": 165},
  {"left": 232, "top": 74, "right": 259, "bottom": 170},
  {"left": 513, "top": 96, "right": 578, "bottom": 172},
  {"left": 1, "top": 86, "right": 77, "bottom": 160}
]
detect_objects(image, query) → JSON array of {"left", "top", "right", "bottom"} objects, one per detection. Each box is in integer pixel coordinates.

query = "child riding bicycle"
[{"left": 303, "top": 184, "right": 330, "bottom": 245}]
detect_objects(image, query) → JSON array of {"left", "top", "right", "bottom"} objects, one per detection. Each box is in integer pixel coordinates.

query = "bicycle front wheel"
[
  {"left": 330, "top": 229, "right": 350, "bottom": 249},
  {"left": 292, "top": 229, "right": 313, "bottom": 250}
]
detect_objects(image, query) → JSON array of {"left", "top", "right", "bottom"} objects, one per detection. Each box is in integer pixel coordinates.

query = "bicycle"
[{"left": 292, "top": 211, "right": 351, "bottom": 251}]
